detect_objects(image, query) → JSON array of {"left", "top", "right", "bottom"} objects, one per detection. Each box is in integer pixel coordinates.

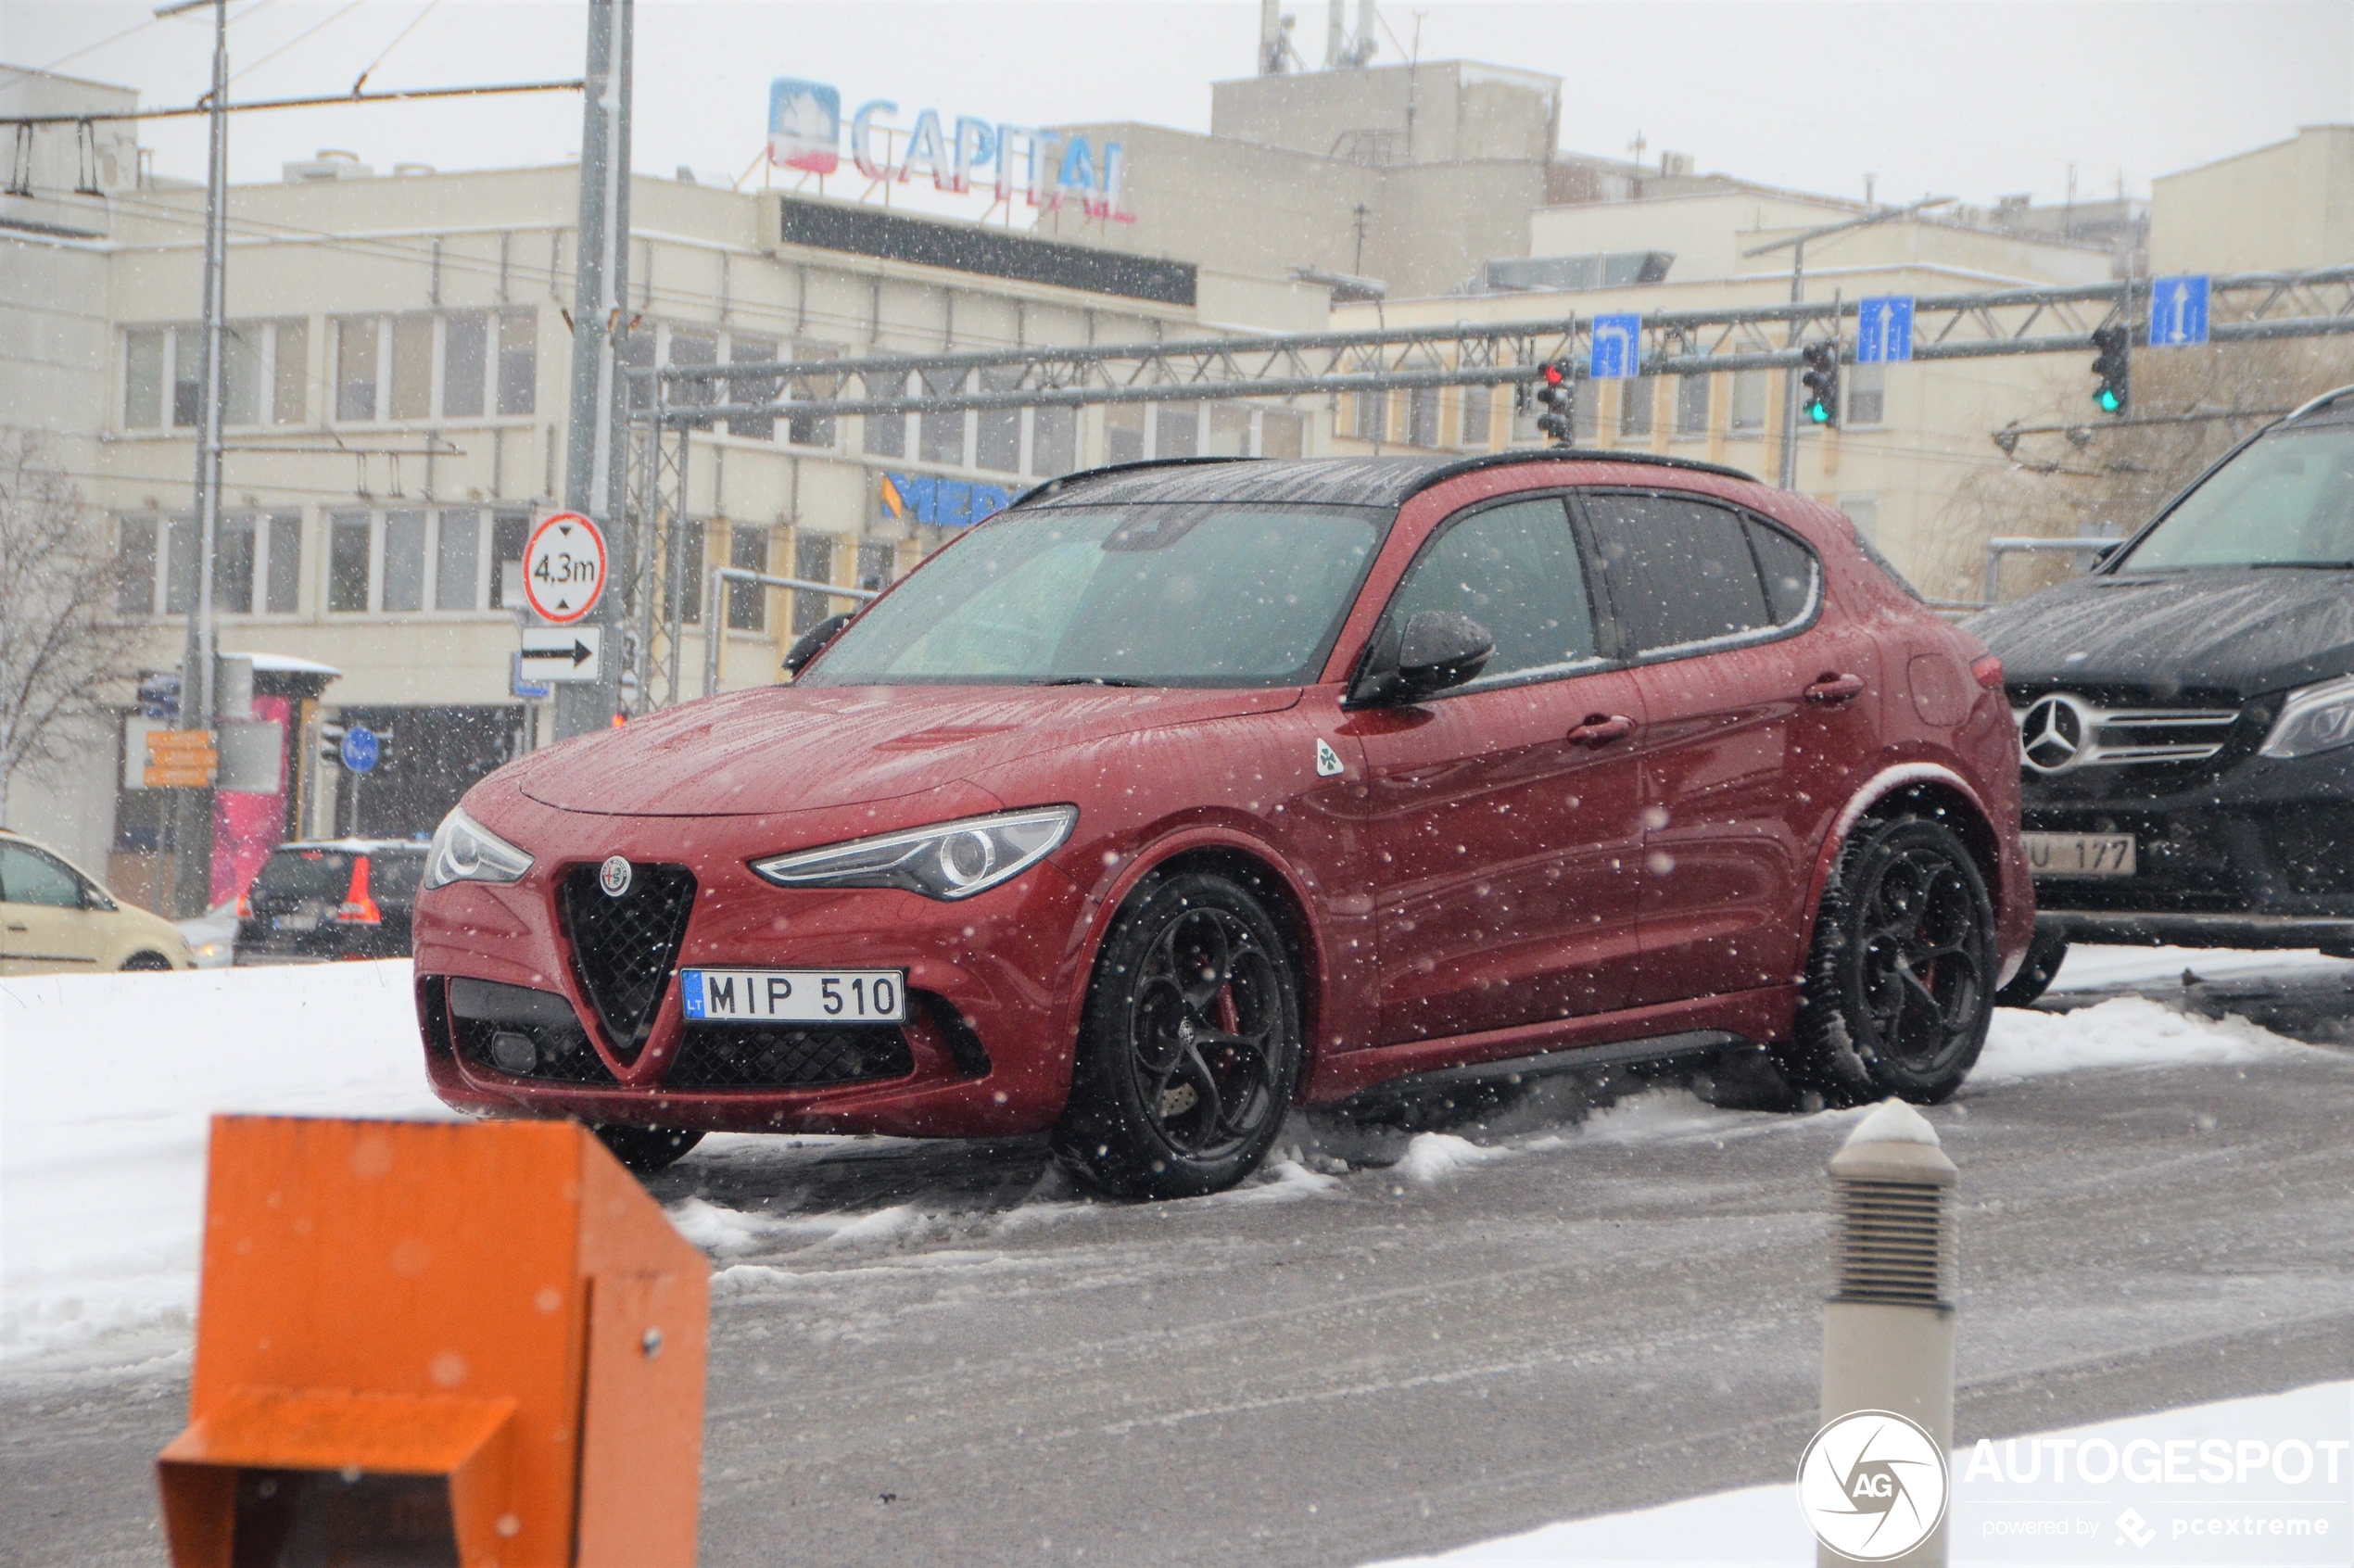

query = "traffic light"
[
  {"left": 1800, "top": 343, "right": 1841, "bottom": 427},
  {"left": 1535, "top": 361, "right": 1576, "bottom": 445},
  {"left": 2090, "top": 323, "right": 2131, "bottom": 415},
  {"left": 317, "top": 723, "right": 346, "bottom": 766}
]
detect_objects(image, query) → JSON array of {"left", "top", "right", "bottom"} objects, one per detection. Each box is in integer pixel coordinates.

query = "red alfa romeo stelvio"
[{"left": 412, "top": 451, "right": 2032, "bottom": 1196}]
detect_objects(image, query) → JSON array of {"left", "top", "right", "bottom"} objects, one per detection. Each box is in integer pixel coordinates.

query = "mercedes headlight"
[
  {"left": 750, "top": 806, "right": 1076, "bottom": 901},
  {"left": 423, "top": 806, "right": 536, "bottom": 891},
  {"left": 2259, "top": 674, "right": 2354, "bottom": 760}
]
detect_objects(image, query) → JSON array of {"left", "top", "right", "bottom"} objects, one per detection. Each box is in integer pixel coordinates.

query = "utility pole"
[
  {"left": 1747, "top": 194, "right": 1954, "bottom": 490},
  {"left": 557, "top": 0, "right": 632, "bottom": 740},
  {"left": 158, "top": 0, "right": 228, "bottom": 916}
]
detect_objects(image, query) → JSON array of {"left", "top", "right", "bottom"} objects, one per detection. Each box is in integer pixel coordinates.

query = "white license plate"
[
  {"left": 679, "top": 967, "right": 906, "bottom": 1024},
  {"left": 273, "top": 913, "right": 321, "bottom": 932},
  {"left": 2023, "top": 832, "right": 2137, "bottom": 878}
]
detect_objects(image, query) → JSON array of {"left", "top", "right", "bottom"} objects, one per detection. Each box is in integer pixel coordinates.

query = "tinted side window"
[
  {"left": 1588, "top": 495, "right": 1771, "bottom": 653},
  {"left": 1383, "top": 497, "right": 1598, "bottom": 684},
  {"left": 1748, "top": 520, "right": 1820, "bottom": 625}
]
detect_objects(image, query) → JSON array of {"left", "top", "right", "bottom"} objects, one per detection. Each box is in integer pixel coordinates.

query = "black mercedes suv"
[{"left": 1969, "top": 384, "right": 2354, "bottom": 1003}]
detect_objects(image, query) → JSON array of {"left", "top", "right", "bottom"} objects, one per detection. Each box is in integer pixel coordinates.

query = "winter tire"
[
  {"left": 1790, "top": 812, "right": 1995, "bottom": 1106},
  {"left": 1054, "top": 871, "right": 1305, "bottom": 1200},
  {"left": 593, "top": 1124, "right": 704, "bottom": 1175},
  {"left": 120, "top": 953, "right": 174, "bottom": 971},
  {"left": 1993, "top": 927, "right": 2069, "bottom": 1008}
]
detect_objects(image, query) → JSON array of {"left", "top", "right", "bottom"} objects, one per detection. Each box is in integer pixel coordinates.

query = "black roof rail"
[
  {"left": 1403, "top": 447, "right": 1759, "bottom": 492},
  {"left": 1008, "top": 456, "right": 1249, "bottom": 510}
]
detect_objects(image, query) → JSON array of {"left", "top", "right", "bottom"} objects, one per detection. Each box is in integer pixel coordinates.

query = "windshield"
[
  {"left": 801, "top": 502, "right": 1387, "bottom": 688},
  {"left": 2118, "top": 422, "right": 2354, "bottom": 571}
]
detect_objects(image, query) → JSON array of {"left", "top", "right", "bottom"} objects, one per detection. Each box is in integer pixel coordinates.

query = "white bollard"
[{"left": 1816, "top": 1099, "right": 1956, "bottom": 1568}]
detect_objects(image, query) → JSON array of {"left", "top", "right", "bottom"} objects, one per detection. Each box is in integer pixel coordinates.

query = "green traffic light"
[
  {"left": 2097, "top": 387, "right": 2121, "bottom": 412},
  {"left": 1807, "top": 401, "right": 1830, "bottom": 424}
]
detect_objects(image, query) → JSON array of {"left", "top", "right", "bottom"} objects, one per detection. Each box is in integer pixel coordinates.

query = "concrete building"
[
  {"left": 2149, "top": 124, "right": 2354, "bottom": 273},
  {"left": 0, "top": 66, "right": 1328, "bottom": 903}
]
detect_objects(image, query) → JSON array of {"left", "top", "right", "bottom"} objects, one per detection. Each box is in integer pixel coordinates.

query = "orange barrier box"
[{"left": 156, "top": 1116, "right": 708, "bottom": 1567}]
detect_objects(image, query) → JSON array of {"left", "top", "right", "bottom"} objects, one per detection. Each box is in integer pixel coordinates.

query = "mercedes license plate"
[
  {"left": 679, "top": 967, "right": 906, "bottom": 1024},
  {"left": 2022, "top": 832, "right": 2136, "bottom": 878}
]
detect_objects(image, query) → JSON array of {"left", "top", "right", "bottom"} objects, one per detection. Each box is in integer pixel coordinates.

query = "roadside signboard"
[
  {"left": 510, "top": 652, "right": 553, "bottom": 701},
  {"left": 144, "top": 728, "right": 218, "bottom": 789},
  {"left": 518, "top": 626, "right": 605, "bottom": 684},
  {"left": 2149, "top": 275, "right": 2211, "bottom": 348},
  {"left": 523, "top": 512, "right": 608, "bottom": 626},
  {"left": 1856, "top": 297, "right": 1915, "bottom": 363},
  {"left": 1588, "top": 313, "right": 1642, "bottom": 380},
  {"left": 340, "top": 725, "right": 380, "bottom": 775}
]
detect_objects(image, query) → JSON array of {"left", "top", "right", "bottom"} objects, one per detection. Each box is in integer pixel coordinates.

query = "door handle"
[
  {"left": 1567, "top": 714, "right": 1636, "bottom": 747},
  {"left": 1804, "top": 673, "right": 1867, "bottom": 704}
]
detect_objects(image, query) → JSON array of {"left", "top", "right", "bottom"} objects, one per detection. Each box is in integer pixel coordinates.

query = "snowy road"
[{"left": 5, "top": 955, "right": 2352, "bottom": 1566}]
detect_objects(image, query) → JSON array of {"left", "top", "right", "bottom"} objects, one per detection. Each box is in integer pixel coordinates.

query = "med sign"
[{"left": 768, "top": 76, "right": 1134, "bottom": 222}]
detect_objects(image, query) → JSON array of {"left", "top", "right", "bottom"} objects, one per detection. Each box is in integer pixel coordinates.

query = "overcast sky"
[{"left": 5, "top": 1, "right": 2348, "bottom": 211}]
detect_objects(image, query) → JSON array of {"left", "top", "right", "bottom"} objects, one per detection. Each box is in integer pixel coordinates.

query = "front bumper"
[
  {"left": 2021, "top": 740, "right": 2354, "bottom": 951},
  {"left": 411, "top": 835, "right": 1095, "bottom": 1139}
]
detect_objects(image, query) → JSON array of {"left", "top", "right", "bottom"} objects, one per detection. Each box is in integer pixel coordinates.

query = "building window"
[
  {"left": 381, "top": 510, "right": 427, "bottom": 611},
  {"left": 265, "top": 513, "right": 301, "bottom": 613},
  {"left": 1032, "top": 405, "right": 1078, "bottom": 475},
  {"left": 1574, "top": 382, "right": 1600, "bottom": 442},
  {"left": 918, "top": 371, "right": 968, "bottom": 465},
  {"left": 1619, "top": 376, "right": 1655, "bottom": 438},
  {"left": 1729, "top": 369, "right": 1768, "bottom": 434},
  {"left": 1675, "top": 373, "right": 1712, "bottom": 436},
  {"left": 730, "top": 525, "right": 772, "bottom": 630},
  {"left": 1207, "top": 402, "right": 1252, "bottom": 458},
  {"left": 789, "top": 531, "right": 832, "bottom": 634},
  {"left": 667, "top": 326, "right": 720, "bottom": 422},
  {"left": 1105, "top": 404, "right": 1145, "bottom": 465},
  {"left": 1154, "top": 406, "right": 1198, "bottom": 460},
  {"left": 333, "top": 310, "right": 536, "bottom": 424},
  {"left": 863, "top": 371, "right": 907, "bottom": 458},
  {"left": 726, "top": 333, "right": 778, "bottom": 441},
  {"left": 125, "top": 320, "right": 306, "bottom": 430},
  {"left": 1351, "top": 391, "right": 1386, "bottom": 442},
  {"left": 1406, "top": 386, "right": 1442, "bottom": 449},
  {"left": 1848, "top": 361, "right": 1887, "bottom": 426},
  {"left": 677, "top": 522, "right": 706, "bottom": 624},
  {"left": 1459, "top": 387, "right": 1491, "bottom": 450},
  {"left": 619, "top": 324, "right": 655, "bottom": 414},
  {"left": 855, "top": 540, "right": 895, "bottom": 594},
  {"left": 1260, "top": 409, "right": 1305, "bottom": 458},
  {"left": 328, "top": 512, "right": 372, "bottom": 612},
  {"left": 783, "top": 343, "right": 840, "bottom": 449},
  {"left": 435, "top": 509, "right": 481, "bottom": 611},
  {"left": 117, "top": 517, "right": 158, "bottom": 614},
  {"left": 977, "top": 368, "right": 1022, "bottom": 473},
  {"left": 488, "top": 510, "right": 532, "bottom": 610},
  {"left": 319, "top": 508, "right": 489, "bottom": 614}
]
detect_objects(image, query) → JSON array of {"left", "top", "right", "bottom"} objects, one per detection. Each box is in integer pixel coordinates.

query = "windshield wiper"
[
  {"left": 1038, "top": 676, "right": 1155, "bottom": 688},
  {"left": 2249, "top": 560, "right": 2354, "bottom": 570}
]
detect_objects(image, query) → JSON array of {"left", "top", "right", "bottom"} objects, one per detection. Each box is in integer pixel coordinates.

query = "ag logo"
[
  {"left": 598, "top": 855, "right": 634, "bottom": 899},
  {"left": 1796, "top": 1410, "right": 1949, "bottom": 1562}
]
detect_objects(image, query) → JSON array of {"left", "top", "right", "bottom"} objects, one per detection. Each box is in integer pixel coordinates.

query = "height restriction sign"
[{"left": 523, "top": 512, "right": 607, "bottom": 625}]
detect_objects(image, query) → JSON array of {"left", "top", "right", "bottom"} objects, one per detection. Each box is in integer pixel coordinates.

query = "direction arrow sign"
[
  {"left": 523, "top": 511, "right": 608, "bottom": 626},
  {"left": 1856, "top": 297, "right": 1915, "bottom": 363},
  {"left": 2149, "top": 274, "right": 2210, "bottom": 348},
  {"left": 519, "top": 626, "right": 605, "bottom": 683},
  {"left": 1588, "top": 313, "right": 1642, "bottom": 380}
]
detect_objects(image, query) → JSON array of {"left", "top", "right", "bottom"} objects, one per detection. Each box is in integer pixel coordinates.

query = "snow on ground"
[
  {"left": 1, "top": 961, "right": 445, "bottom": 1364},
  {"left": 1365, "top": 1379, "right": 2354, "bottom": 1566},
  {"left": 2050, "top": 943, "right": 2354, "bottom": 993},
  {"left": 0, "top": 952, "right": 2328, "bottom": 1371}
]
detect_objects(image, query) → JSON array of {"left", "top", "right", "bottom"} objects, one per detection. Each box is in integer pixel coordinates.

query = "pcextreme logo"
[{"left": 1798, "top": 1410, "right": 1952, "bottom": 1562}]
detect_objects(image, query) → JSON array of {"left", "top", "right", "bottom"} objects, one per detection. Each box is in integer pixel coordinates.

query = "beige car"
[{"left": 0, "top": 828, "right": 193, "bottom": 976}]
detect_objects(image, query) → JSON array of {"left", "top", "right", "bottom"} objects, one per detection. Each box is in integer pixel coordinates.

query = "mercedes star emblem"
[{"left": 2019, "top": 694, "right": 2090, "bottom": 773}]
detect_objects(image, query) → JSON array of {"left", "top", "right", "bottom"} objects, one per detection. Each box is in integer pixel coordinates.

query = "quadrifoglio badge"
[{"left": 1799, "top": 1410, "right": 1951, "bottom": 1561}]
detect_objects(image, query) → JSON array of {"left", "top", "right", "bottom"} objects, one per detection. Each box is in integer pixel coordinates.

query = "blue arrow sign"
[
  {"left": 1588, "top": 314, "right": 1642, "bottom": 381},
  {"left": 340, "top": 725, "right": 380, "bottom": 775},
  {"left": 2149, "top": 274, "right": 2210, "bottom": 348},
  {"left": 1856, "top": 297, "right": 1915, "bottom": 363}
]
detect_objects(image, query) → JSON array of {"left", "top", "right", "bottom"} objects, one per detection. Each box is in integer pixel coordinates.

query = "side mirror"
[
  {"left": 780, "top": 613, "right": 853, "bottom": 678},
  {"left": 1349, "top": 610, "right": 1495, "bottom": 706},
  {"left": 2091, "top": 543, "right": 2120, "bottom": 569}
]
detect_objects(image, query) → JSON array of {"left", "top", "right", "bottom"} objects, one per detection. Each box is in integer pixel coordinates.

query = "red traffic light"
[{"left": 1541, "top": 362, "right": 1566, "bottom": 386}]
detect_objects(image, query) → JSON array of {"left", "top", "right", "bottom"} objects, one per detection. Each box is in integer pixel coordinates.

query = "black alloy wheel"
[
  {"left": 1993, "top": 926, "right": 2070, "bottom": 1008},
  {"left": 592, "top": 1124, "right": 705, "bottom": 1176},
  {"left": 1055, "top": 871, "right": 1304, "bottom": 1199},
  {"left": 1791, "top": 813, "right": 1995, "bottom": 1106}
]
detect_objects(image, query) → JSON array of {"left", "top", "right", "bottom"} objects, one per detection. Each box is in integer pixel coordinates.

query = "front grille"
[
  {"left": 664, "top": 1024, "right": 914, "bottom": 1090},
  {"left": 2265, "top": 805, "right": 2354, "bottom": 896},
  {"left": 559, "top": 863, "right": 696, "bottom": 1059},
  {"left": 444, "top": 977, "right": 618, "bottom": 1084},
  {"left": 2010, "top": 690, "right": 2242, "bottom": 776}
]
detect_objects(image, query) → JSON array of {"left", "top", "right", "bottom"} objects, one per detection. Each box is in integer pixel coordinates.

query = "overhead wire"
[
  {"left": 227, "top": 0, "right": 373, "bottom": 89},
  {"left": 348, "top": 0, "right": 445, "bottom": 95}
]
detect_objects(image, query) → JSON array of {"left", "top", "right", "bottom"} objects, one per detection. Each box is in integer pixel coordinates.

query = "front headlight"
[
  {"left": 423, "top": 806, "right": 536, "bottom": 891},
  {"left": 2259, "top": 674, "right": 2354, "bottom": 759},
  {"left": 750, "top": 805, "right": 1076, "bottom": 901}
]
